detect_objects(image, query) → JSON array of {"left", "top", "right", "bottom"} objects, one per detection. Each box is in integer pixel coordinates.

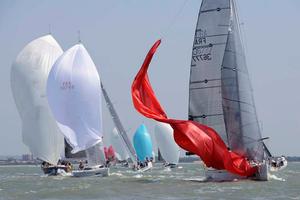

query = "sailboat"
[
  {"left": 130, "top": 0, "right": 281, "bottom": 181},
  {"left": 110, "top": 128, "right": 130, "bottom": 164},
  {"left": 47, "top": 42, "right": 109, "bottom": 177},
  {"left": 154, "top": 122, "right": 180, "bottom": 168},
  {"left": 11, "top": 35, "right": 68, "bottom": 175},
  {"left": 188, "top": 0, "right": 269, "bottom": 181},
  {"left": 133, "top": 124, "right": 154, "bottom": 172}
]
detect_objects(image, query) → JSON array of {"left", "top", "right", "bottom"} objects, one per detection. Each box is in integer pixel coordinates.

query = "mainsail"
[
  {"left": 47, "top": 43, "right": 104, "bottom": 165},
  {"left": 101, "top": 83, "right": 137, "bottom": 164},
  {"left": 154, "top": 122, "right": 180, "bottom": 165},
  {"left": 188, "top": 0, "right": 263, "bottom": 161},
  {"left": 11, "top": 35, "right": 65, "bottom": 165}
]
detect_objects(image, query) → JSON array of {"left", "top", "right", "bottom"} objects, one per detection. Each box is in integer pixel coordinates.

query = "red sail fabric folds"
[{"left": 131, "top": 40, "right": 258, "bottom": 177}]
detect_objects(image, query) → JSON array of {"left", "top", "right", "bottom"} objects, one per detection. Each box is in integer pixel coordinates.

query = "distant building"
[{"left": 22, "top": 154, "right": 33, "bottom": 161}]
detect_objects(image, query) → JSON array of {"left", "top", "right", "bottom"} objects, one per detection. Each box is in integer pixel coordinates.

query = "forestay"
[
  {"left": 11, "top": 35, "right": 65, "bottom": 165},
  {"left": 154, "top": 122, "right": 180, "bottom": 165},
  {"left": 47, "top": 43, "right": 103, "bottom": 154}
]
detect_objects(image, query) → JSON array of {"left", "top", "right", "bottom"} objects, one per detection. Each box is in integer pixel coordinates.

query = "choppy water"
[{"left": 0, "top": 162, "right": 299, "bottom": 200}]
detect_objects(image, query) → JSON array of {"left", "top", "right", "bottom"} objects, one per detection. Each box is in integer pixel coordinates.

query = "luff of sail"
[
  {"left": 47, "top": 43, "right": 103, "bottom": 155},
  {"left": 11, "top": 35, "right": 65, "bottom": 165},
  {"left": 154, "top": 122, "right": 180, "bottom": 165}
]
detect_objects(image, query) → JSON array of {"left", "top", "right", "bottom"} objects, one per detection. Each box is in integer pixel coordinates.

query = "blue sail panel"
[{"left": 133, "top": 124, "right": 153, "bottom": 161}]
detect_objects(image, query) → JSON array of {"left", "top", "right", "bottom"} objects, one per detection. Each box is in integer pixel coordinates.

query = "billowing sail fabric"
[
  {"left": 154, "top": 122, "right": 180, "bottom": 165},
  {"left": 221, "top": 0, "right": 263, "bottom": 161},
  {"left": 133, "top": 124, "right": 153, "bottom": 162},
  {"left": 188, "top": 0, "right": 231, "bottom": 143},
  {"left": 131, "top": 40, "right": 257, "bottom": 176},
  {"left": 11, "top": 35, "right": 65, "bottom": 165},
  {"left": 110, "top": 128, "right": 130, "bottom": 161},
  {"left": 104, "top": 145, "right": 116, "bottom": 160},
  {"left": 47, "top": 44, "right": 103, "bottom": 153}
]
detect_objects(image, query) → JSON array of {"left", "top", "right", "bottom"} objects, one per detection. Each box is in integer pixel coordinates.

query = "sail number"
[
  {"left": 192, "top": 53, "right": 212, "bottom": 62},
  {"left": 60, "top": 81, "right": 74, "bottom": 90}
]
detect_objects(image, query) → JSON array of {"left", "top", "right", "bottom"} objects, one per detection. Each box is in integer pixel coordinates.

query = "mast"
[{"left": 101, "top": 82, "right": 137, "bottom": 164}]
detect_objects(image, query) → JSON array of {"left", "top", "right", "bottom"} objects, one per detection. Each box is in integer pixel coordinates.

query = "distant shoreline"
[{"left": 0, "top": 156, "right": 300, "bottom": 166}]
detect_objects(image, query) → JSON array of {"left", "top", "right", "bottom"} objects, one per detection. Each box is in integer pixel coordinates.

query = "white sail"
[
  {"left": 11, "top": 35, "right": 65, "bottom": 165},
  {"left": 47, "top": 43, "right": 103, "bottom": 154},
  {"left": 110, "top": 128, "right": 130, "bottom": 161},
  {"left": 154, "top": 122, "right": 180, "bottom": 165}
]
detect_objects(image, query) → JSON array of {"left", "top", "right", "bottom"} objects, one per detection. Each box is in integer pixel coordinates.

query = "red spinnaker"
[{"left": 131, "top": 40, "right": 258, "bottom": 177}]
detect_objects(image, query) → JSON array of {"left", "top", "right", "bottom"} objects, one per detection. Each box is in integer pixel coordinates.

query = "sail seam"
[
  {"left": 190, "top": 85, "right": 221, "bottom": 90},
  {"left": 190, "top": 78, "right": 221, "bottom": 84},
  {"left": 200, "top": 7, "right": 230, "bottom": 13},
  {"left": 194, "top": 31, "right": 228, "bottom": 38}
]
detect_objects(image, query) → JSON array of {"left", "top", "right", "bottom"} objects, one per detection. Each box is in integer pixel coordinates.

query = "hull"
[
  {"left": 72, "top": 166, "right": 109, "bottom": 177},
  {"left": 135, "top": 162, "right": 153, "bottom": 172},
  {"left": 205, "top": 163, "right": 269, "bottom": 182},
  {"left": 137, "top": 165, "right": 153, "bottom": 173},
  {"left": 42, "top": 165, "right": 70, "bottom": 176}
]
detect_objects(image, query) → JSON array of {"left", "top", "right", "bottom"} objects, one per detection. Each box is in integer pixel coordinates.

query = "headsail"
[
  {"left": 11, "top": 35, "right": 64, "bottom": 165},
  {"left": 47, "top": 43, "right": 103, "bottom": 155},
  {"left": 221, "top": 0, "right": 263, "bottom": 161},
  {"left": 154, "top": 122, "right": 180, "bottom": 165}
]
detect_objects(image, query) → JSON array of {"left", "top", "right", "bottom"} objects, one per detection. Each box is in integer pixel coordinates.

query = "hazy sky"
[{"left": 0, "top": 0, "right": 299, "bottom": 156}]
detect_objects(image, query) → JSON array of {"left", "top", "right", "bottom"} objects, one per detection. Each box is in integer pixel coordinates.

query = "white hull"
[
  {"left": 205, "top": 163, "right": 269, "bottom": 182},
  {"left": 72, "top": 166, "right": 109, "bottom": 177},
  {"left": 135, "top": 162, "right": 153, "bottom": 172}
]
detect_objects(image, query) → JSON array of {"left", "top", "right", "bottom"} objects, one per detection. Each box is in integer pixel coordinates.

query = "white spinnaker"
[
  {"left": 11, "top": 35, "right": 65, "bottom": 165},
  {"left": 110, "top": 128, "right": 130, "bottom": 161},
  {"left": 47, "top": 43, "right": 103, "bottom": 154},
  {"left": 154, "top": 122, "right": 180, "bottom": 165}
]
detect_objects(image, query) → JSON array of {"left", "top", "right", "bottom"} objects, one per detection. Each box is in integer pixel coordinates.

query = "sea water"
[{"left": 0, "top": 163, "right": 299, "bottom": 200}]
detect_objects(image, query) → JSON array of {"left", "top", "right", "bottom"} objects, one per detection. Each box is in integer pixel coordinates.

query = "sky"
[{"left": 0, "top": 0, "right": 299, "bottom": 157}]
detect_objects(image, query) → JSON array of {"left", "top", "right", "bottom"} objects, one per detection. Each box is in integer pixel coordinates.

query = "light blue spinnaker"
[{"left": 133, "top": 124, "right": 153, "bottom": 162}]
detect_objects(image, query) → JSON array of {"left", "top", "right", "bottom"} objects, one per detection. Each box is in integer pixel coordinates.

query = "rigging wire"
[{"left": 159, "top": 0, "right": 190, "bottom": 40}]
